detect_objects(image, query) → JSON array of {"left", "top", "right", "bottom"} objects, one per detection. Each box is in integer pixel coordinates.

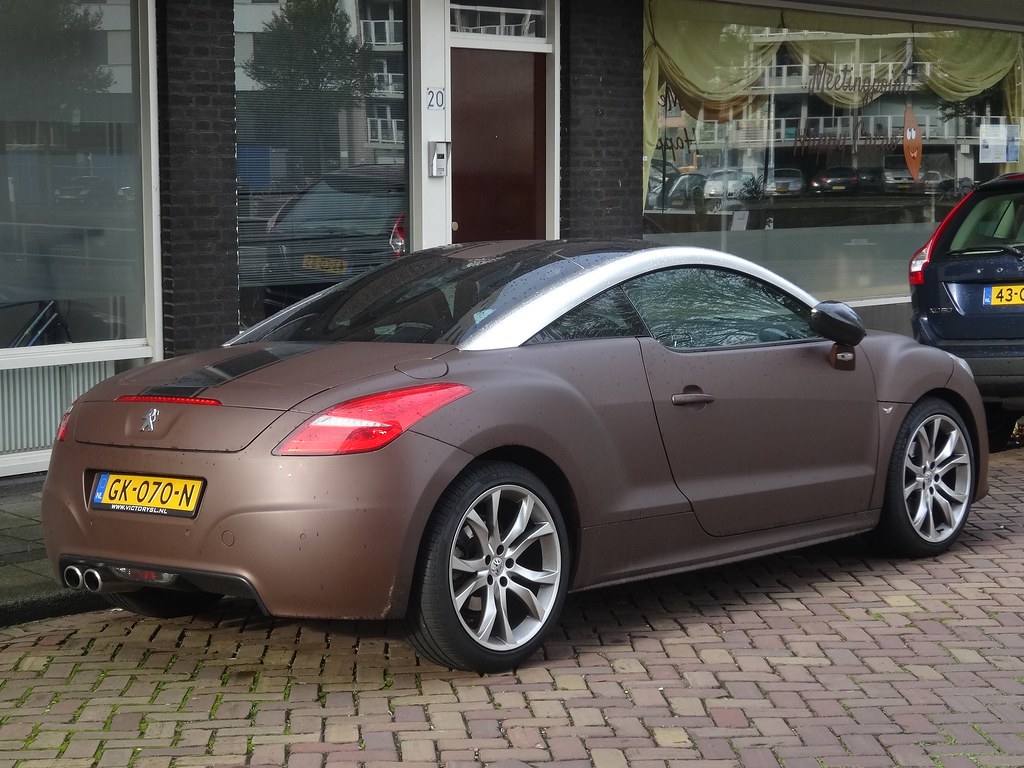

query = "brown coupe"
[{"left": 42, "top": 240, "right": 988, "bottom": 671}]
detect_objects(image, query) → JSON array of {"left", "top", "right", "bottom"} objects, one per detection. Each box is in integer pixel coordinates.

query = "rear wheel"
[
  {"left": 877, "top": 398, "right": 975, "bottom": 557},
  {"left": 408, "top": 461, "right": 569, "bottom": 672},
  {"left": 104, "top": 589, "right": 222, "bottom": 619}
]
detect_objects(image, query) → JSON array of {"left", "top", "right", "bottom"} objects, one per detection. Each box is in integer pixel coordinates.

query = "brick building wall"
[
  {"left": 156, "top": 0, "right": 239, "bottom": 356},
  {"left": 560, "top": 0, "right": 644, "bottom": 239}
]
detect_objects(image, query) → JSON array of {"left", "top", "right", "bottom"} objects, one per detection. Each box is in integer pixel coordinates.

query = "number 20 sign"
[{"left": 427, "top": 88, "right": 446, "bottom": 110}]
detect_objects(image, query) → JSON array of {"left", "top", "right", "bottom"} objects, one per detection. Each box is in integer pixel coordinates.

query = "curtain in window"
[
  {"left": 643, "top": 0, "right": 778, "bottom": 122},
  {"left": 643, "top": 0, "right": 778, "bottom": 197},
  {"left": 914, "top": 25, "right": 1020, "bottom": 102},
  {"left": 783, "top": 11, "right": 912, "bottom": 110}
]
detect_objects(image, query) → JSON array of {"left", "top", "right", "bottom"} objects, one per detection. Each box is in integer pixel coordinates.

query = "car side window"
[
  {"left": 527, "top": 287, "right": 647, "bottom": 344},
  {"left": 620, "top": 266, "right": 815, "bottom": 350}
]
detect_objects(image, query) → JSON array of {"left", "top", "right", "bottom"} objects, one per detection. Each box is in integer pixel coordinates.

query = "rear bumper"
[
  {"left": 912, "top": 319, "right": 1024, "bottom": 408},
  {"left": 42, "top": 432, "right": 472, "bottom": 620}
]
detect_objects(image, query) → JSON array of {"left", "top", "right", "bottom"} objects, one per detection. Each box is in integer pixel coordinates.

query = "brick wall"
[
  {"left": 560, "top": 0, "right": 644, "bottom": 239},
  {"left": 156, "top": 0, "right": 238, "bottom": 356}
]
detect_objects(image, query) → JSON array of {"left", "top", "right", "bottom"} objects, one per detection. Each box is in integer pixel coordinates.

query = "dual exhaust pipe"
[{"left": 63, "top": 564, "right": 138, "bottom": 594}]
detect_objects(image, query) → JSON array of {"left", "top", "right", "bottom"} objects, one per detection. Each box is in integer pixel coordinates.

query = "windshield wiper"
[{"left": 946, "top": 244, "right": 1024, "bottom": 258}]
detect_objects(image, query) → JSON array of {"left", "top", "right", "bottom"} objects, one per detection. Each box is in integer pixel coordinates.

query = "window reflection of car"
[
  {"left": 646, "top": 158, "right": 682, "bottom": 207},
  {"left": 259, "top": 164, "right": 407, "bottom": 306},
  {"left": 0, "top": 301, "right": 71, "bottom": 347},
  {"left": 705, "top": 169, "right": 753, "bottom": 199},
  {"left": 649, "top": 158, "right": 681, "bottom": 184},
  {"left": 53, "top": 176, "right": 114, "bottom": 206},
  {"left": 884, "top": 167, "right": 921, "bottom": 193},
  {"left": 808, "top": 166, "right": 861, "bottom": 195},
  {"left": 0, "top": 299, "right": 123, "bottom": 347},
  {"left": 766, "top": 168, "right": 804, "bottom": 196},
  {"left": 857, "top": 167, "right": 885, "bottom": 195},
  {"left": 647, "top": 172, "right": 706, "bottom": 210},
  {"left": 922, "top": 170, "right": 953, "bottom": 195}
]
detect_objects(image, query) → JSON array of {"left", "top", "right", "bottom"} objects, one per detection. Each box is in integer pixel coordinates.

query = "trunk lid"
[
  {"left": 73, "top": 341, "right": 454, "bottom": 451},
  {"left": 926, "top": 250, "right": 1024, "bottom": 341}
]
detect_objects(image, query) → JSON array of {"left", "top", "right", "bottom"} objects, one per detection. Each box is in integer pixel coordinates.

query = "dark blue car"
[{"left": 910, "top": 173, "right": 1024, "bottom": 447}]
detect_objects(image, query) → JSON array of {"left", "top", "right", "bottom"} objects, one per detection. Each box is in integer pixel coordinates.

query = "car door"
[{"left": 621, "top": 266, "right": 879, "bottom": 537}]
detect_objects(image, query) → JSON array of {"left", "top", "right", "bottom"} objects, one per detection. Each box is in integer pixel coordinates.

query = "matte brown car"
[{"left": 43, "top": 240, "right": 988, "bottom": 672}]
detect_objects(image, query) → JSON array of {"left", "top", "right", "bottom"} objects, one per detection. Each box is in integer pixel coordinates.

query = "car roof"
[
  {"left": 232, "top": 240, "right": 822, "bottom": 351},
  {"left": 445, "top": 240, "right": 820, "bottom": 350}
]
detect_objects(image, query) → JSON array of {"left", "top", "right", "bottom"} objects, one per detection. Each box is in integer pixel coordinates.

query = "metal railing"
[
  {"left": 371, "top": 71, "right": 404, "bottom": 96},
  {"left": 366, "top": 117, "right": 405, "bottom": 145},
  {"left": 359, "top": 18, "right": 404, "bottom": 47},
  {"left": 449, "top": 4, "right": 542, "bottom": 37}
]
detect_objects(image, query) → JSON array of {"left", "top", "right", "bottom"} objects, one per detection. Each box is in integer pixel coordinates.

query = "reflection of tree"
[
  {"left": 242, "top": 0, "right": 376, "bottom": 182},
  {"left": 0, "top": 0, "right": 113, "bottom": 227},
  {"left": 937, "top": 84, "right": 1004, "bottom": 123}
]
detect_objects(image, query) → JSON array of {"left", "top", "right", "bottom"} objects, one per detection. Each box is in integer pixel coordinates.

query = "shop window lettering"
[
  {"left": 807, "top": 63, "right": 912, "bottom": 99},
  {"left": 795, "top": 119, "right": 901, "bottom": 157},
  {"left": 654, "top": 130, "right": 698, "bottom": 164}
]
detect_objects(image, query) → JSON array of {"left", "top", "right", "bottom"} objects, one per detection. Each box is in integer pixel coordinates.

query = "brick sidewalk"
[{"left": 2, "top": 451, "right": 1024, "bottom": 767}]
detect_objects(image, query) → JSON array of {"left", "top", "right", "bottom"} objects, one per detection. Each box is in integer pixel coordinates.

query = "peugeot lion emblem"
[{"left": 140, "top": 407, "right": 160, "bottom": 432}]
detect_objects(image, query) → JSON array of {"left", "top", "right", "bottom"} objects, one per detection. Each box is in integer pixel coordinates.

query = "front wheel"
[
  {"left": 877, "top": 398, "right": 975, "bottom": 557},
  {"left": 407, "top": 461, "right": 569, "bottom": 672}
]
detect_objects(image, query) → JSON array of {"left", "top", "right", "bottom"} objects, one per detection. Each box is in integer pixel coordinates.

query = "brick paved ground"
[{"left": 2, "top": 451, "right": 1024, "bottom": 768}]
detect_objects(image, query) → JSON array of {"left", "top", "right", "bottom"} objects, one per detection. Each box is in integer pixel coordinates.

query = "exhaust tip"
[
  {"left": 63, "top": 565, "right": 84, "bottom": 590},
  {"left": 82, "top": 568, "right": 103, "bottom": 593}
]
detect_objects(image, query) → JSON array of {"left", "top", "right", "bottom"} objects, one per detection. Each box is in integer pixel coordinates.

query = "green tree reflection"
[{"left": 242, "top": 0, "right": 377, "bottom": 182}]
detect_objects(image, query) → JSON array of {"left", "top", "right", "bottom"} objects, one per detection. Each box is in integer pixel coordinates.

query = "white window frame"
[
  {"left": 0, "top": 0, "right": 161, "bottom": 373},
  {"left": 408, "top": 0, "right": 559, "bottom": 253},
  {"left": 0, "top": 1, "right": 160, "bottom": 476}
]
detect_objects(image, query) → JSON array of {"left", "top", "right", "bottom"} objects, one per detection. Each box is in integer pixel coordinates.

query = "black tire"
[
  {"left": 876, "top": 397, "right": 975, "bottom": 558},
  {"left": 984, "top": 405, "right": 1021, "bottom": 452},
  {"left": 407, "top": 461, "right": 569, "bottom": 672},
  {"left": 103, "top": 588, "right": 222, "bottom": 619}
]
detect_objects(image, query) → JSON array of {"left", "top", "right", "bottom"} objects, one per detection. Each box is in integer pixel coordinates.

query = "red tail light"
[
  {"left": 389, "top": 213, "right": 407, "bottom": 257},
  {"left": 56, "top": 404, "right": 75, "bottom": 442},
  {"left": 909, "top": 239, "right": 933, "bottom": 285},
  {"left": 275, "top": 382, "right": 472, "bottom": 456},
  {"left": 909, "top": 191, "right": 974, "bottom": 286}
]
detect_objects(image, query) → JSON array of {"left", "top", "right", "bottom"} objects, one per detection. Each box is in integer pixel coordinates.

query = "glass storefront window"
[
  {"left": 0, "top": 0, "right": 146, "bottom": 348},
  {"left": 642, "top": 0, "right": 1024, "bottom": 302},
  {"left": 235, "top": 0, "right": 408, "bottom": 326}
]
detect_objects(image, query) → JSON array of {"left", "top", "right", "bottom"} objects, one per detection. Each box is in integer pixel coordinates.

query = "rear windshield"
[
  {"left": 947, "top": 192, "right": 1024, "bottom": 252},
  {"left": 280, "top": 179, "right": 404, "bottom": 236},
  {"left": 233, "top": 248, "right": 582, "bottom": 345}
]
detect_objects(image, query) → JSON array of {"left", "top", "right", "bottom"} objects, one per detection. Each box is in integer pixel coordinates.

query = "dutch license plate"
[
  {"left": 833, "top": 185, "right": 846, "bottom": 190},
  {"left": 983, "top": 285, "right": 1024, "bottom": 306},
  {"left": 303, "top": 254, "right": 349, "bottom": 275},
  {"left": 91, "top": 472, "right": 204, "bottom": 518}
]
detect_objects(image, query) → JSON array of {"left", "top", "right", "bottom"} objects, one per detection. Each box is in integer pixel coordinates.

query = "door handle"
[{"left": 671, "top": 392, "right": 715, "bottom": 406}]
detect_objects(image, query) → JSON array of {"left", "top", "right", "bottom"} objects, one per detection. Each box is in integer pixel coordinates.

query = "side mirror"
[{"left": 809, "top": 300, "right": 866, "bottom": 346}]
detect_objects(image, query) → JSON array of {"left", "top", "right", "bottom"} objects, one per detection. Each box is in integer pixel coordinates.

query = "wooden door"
[{"left": 450, "top": 48, "right": 546, "bottom": 242}]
